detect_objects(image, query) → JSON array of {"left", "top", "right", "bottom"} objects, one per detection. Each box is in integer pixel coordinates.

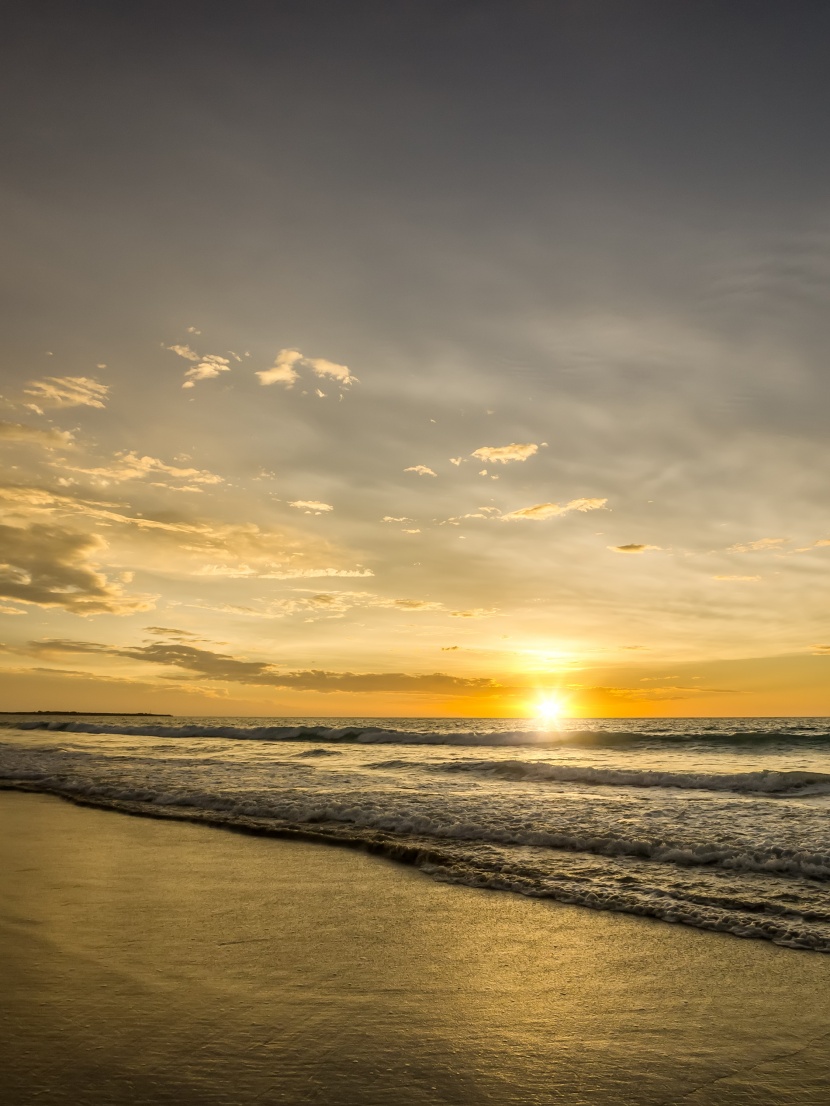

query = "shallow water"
[
  {"left": 3, "top": 715, "right": 830, "bottom": 951},
  {"left": 6, "top": 792, "right": 830, "bottom": 1106}
]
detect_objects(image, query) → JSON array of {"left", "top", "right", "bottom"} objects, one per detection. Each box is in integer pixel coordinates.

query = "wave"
[
  {"left": 367, "top": 757, "right": 830, "bottom": 796},
  {"left": 3, "top": 771, "right": 829, "bottom": 881},
  {"left": 3, "top": 778, "right": 829, "bottom": 952},
  {"left": 9, "top": 718, "right": 830, "bottom": 748}
]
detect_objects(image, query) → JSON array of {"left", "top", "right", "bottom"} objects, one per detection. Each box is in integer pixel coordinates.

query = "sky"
[{"left": 2, "top": 0, "right": 830, "bottom": 717}]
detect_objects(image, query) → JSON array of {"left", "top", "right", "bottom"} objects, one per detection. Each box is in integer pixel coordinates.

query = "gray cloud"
[
  {"left": 610, "top": 543, "right": 661, "bottom": 554},
  {"left": 28, "top": 638, "right": 498, "bottom": 694},
  {"left": 0, "top": 523, "right": 154, "bottom": 615}
]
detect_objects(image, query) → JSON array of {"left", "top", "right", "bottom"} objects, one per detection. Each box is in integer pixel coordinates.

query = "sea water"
[{"left": 2, "top": 715, "right": 829, "bottom": 951}]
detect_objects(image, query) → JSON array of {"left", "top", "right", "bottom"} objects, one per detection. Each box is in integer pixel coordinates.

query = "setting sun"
[{"left": 535, "top": 695, "right": 567, "bottom": 725}]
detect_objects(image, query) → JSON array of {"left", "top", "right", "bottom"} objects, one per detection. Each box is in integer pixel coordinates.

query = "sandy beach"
[{"left": 2, "top": 790, "right": 830, "bottom": 1105}]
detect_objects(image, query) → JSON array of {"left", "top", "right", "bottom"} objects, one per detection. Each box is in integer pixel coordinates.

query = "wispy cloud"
[
  {"left": 405, "top": 465, "right": 437, "bottom": 477},
  {"left": 0, "top": 421, "right": 73, "bottom": 448},
  {"left": 471, "top": 443, "right": 538, "bottom": 464},
  {"left": 289, "top": 500, "right": 334, "bottom": 514},
  {"left": 195, "top": 565, "right": 374, "bottom": 579},
  {"left": 166, "top": 344, "right": 199, "bottom": 360},
  {"left": 0, "top": 483, "right": 365, "bottom": 580},
  {"left": 183, "top": 355, "right": 231, "bottom": 388},
  {"left": 713, "top": 574, "right": 761, "bottom": 582},
  {"left": 727, "top": 538, "right": 788, "bottom": 553},
  {"left": 256, "top": 349, "right": 357, "bottom": 389},
  {"left": 501, "top": 497, "right": 607, "bottom": 521},
  {"left": 24, "top": 377, "right": 109, "bottom": 409},
  {"left": 62, "top": 450, "right": 222, "bottom": 486},
  {"left": 166, "top": 343, "right": 232, "bottom": 387}
]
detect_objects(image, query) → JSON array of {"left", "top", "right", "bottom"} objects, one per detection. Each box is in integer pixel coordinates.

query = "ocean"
[{"left": 2, "top": 715, "right": 830, "bottom": 952}]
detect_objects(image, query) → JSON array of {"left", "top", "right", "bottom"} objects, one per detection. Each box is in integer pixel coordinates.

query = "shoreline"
[
  {"left": 2, "top": 778, "right": 828, "bottom": 955},
  {"left": 3, "top": 789, "right": 830, "bottom": 1104}
]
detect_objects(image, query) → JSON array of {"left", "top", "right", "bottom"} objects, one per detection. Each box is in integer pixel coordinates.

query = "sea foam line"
[
  {"left": 8, "top": 719, "right": 830, "bottom": 748},
  {"left": 2, "top": 779, "right": 828, "bottom": 953},
  {"left": 3, "top": 772, "right": 830, "bottom": 880}
]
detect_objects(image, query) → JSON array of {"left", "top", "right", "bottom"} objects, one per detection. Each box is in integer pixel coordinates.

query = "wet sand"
[{"left": 2, "top": 790, "right": 830, "bottom": 1105}]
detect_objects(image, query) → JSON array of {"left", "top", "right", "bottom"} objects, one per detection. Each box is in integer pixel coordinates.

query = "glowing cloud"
[
  {"left": 256, "top": 350, "right": 357, "bottom": 389},
  {"left": 166, "top": 344, "right": 199, "bottom": 360},
  {"left": 256, "top": 349, "right": 304, "bottom": 387},
  {"left": 405, "top": 465, "right": 437, "bottom": 477},
  {"left": 166, "top": 344, "right": 232, "bottom": 388},
  {"left": 183, "top": 355, "right": 231, "bottom": 388},
  {"left": 501, "top": 498, "right": 607, "bottom": 521},
  {"left": 304, "top": 356, "right": 357, "bottom": 386},
  {"left": 471, "top": 443, "right": 539, "bottom": 464}
]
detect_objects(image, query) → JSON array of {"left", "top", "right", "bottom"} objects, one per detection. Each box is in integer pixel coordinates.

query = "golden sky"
[{"left": 2, "top": 3, "right": 829, "bottom": 716}]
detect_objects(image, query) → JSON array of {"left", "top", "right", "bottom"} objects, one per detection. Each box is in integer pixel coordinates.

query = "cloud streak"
[
  {"left": 24, "top": 377, "right": 109, "bottom": 409},
  {"left": 27, "top": 638, "right": 498, "bottom": 694},
  {"left": 501, "top": 498, "right": 607, "bottom": 522},
  {"left": 0, "top": 421, "right": 73, "bottom": 448}
]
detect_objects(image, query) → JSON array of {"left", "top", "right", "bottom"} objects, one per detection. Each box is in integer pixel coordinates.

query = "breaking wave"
[
  {"left": 3, "top": 715, "right": 830, "bottom": 953},
  {"left": 367, "top": 757, "right": 830, "bottom": 796},
  {"left": 3, "top": 778, "right": 830, "bottom": 952},
  {"left": 9, "top": 717, "right": 830, "bottom": 748}
]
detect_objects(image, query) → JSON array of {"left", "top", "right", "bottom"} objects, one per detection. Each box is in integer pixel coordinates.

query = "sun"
[{"left": 534, "top": 694, "right": 566, "bottom": 726}]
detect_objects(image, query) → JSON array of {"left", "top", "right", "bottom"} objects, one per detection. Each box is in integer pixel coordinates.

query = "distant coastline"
[{"left": 0, "top": 711, "right": 173, "bottom": 717}]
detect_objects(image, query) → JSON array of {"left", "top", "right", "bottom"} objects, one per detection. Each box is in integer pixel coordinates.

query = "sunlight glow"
[{"left": 535, "top": 694, "right": 566, "bottom": 725}]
